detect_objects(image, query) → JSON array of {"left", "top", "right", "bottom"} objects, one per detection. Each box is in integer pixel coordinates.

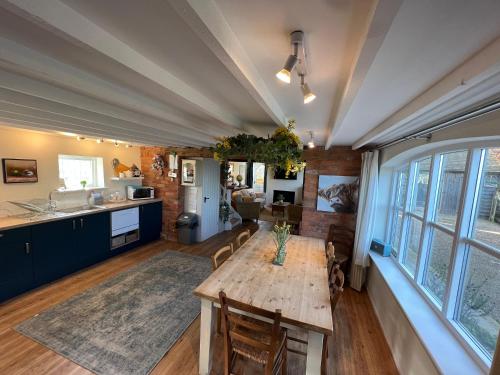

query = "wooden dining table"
[{"left": 194, "top": 229, "right": 333, "bottom": 375}]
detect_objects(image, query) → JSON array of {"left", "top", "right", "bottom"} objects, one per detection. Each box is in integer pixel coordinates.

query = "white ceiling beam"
[
  {"left": 169, "top": 0, "right": 286, "bottom": 126},
  {"left": 0, "top": 70, "right": 218, "bottom": 146},
  {"left": 325, "top": 0, "right": 403, "bottom": 149},
  {"left": 3, "top": 0, "right": 242, "bottom": 128},
  {"left": 0, "top": 100, "right": 210, "bottom": 147},
  {"left": 0, "top": 37, "right": 235, "bottom": 138},
  {"left": 353, "top": 37, "right": 500, "bottom": 149}
]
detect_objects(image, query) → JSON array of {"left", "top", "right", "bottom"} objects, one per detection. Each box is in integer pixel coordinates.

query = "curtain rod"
[{"left": 376, "top": 98, "right": 500, "bottom": 150}]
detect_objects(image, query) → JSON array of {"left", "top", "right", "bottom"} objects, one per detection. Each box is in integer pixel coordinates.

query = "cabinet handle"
[
  {"left": 73, "top": 220, "right": 76, "bottom": 230},
  {"left": 80, "top": 218, "right": 84, "bottom": 229},
  {"left": 25, "top": 242, "right": 31, "bottom": 254}
]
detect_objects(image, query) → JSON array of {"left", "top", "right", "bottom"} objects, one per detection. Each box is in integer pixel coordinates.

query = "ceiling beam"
[
  {"left": 170, "top": 0, "right": 286, "bottom": 127},
  {"left": 0, "top": 37, "right": 235, "bottom": 139},
  {"left": 0, "top": 70, "right": 218, "bottom": 146},
  {"left": 3, "top": 0, "right": 242, "bottom": 128},
  {"left": 353, "top": 37, "right": 500, "bottom": 149},
  {"left": 0, "top": 100, "right": 210, "bottom": 147},
  {"left": 325, "top": 0, "right": 402, "bottom": 149}
]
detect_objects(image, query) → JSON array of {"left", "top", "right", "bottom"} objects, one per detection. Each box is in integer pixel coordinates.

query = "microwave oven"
[{"left": 127, "top": 186, "right": 155, "bottom": 200}]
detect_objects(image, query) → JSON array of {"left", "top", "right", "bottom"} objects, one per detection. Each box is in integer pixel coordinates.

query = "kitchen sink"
[{"left": 57, "top": 205, "right": 106, "bottom": 214}]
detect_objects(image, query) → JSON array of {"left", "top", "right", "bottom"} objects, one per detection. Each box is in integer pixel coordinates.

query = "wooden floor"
[{"left": 0, "top": 222, "right": 398, "bottom": 375}]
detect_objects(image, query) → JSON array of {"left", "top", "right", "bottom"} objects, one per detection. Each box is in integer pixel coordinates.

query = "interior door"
[
  {"left": 252, "top": 162, "right": 266, "bottom": 192},
  {"left": 200, "top": 158, "right": 221, "bottom": 241}
]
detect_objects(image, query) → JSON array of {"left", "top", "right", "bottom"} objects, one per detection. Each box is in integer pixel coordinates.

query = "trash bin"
[{"left": 176, "top": 212, "right": 198, "bottom": 244}]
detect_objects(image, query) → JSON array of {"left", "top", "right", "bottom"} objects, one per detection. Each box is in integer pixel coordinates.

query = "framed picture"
[
  {"left": 181, "top": 159, "right": 196, "bottom": 186},
  {"left": 316, "top": 175, "right": 359, "bottom": 213},
  {"left": 2, "top": 158, "right": 38, "bottom": 183}
]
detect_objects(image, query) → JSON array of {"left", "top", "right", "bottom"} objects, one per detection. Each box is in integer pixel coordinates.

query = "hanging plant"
[
  {"left": 212, "top": 120, "right": 304, "bottom": 176},
  {"left": 152, "top": 154, "right": 166, "bottom": 176}
]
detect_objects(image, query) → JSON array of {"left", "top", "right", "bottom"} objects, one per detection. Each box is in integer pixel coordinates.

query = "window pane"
[
  {"left": 58, "top": 155, "right": 103, "bottom": 190},
  {"left": 410, "top": 157, "right": 431, "bottom": 216},
  {"left": 435, "top": 151, "right": 468, "bottom": 229},
  {"left": 423, "top": 229, "right": 453, "bottom": 305},
  {"left": 391, "top": 210, "right": 404, "bottom": 256},
  {"left": 457, "top": 246, "right": 500, "bottom": 358},
  {"left": 403, "top": 217, "right": 422, "bottom": 276},
  {"left": 472, "top": 148, "right": 500, "bottom": 250},
  {"left": 396, "top": 168, "right": 409, "bottom": 208}
]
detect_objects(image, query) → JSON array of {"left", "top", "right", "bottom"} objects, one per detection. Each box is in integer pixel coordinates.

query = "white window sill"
[{"left": 369, "top": 251, "right": 487, "bottom": 375}]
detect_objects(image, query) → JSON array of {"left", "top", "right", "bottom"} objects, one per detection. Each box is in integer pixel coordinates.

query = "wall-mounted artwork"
[
  {"left": 2, "top": 158, "right": 38, "bottom": 183},
  {"left": 317, "top": 175, "right": 359, "bottom": 213}
]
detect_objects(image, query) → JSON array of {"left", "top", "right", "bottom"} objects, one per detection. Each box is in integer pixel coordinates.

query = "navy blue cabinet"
[
  {"left": 0, "top": 227, "right": 33, "bottom": 302},
  {"left": 32, "top": 212, "right": 111, "bottom": 285},
  {"left": 32, "top": 217, "right": 78, "bottom": 285},
  {"left": 140, "top": 201, "right": 162, "bottom": 244}
]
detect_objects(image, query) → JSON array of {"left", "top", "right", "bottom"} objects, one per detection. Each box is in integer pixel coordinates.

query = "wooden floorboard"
[{"left": 0, "top": 221, "right": 398, "bottom": 374}]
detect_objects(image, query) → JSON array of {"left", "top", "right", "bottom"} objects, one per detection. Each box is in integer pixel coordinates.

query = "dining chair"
[
  {"left": 326, "top": 224, "right": 355, "bottom": 272},
  {"left": 286, "top": 204, "right": 303, "bottom": 234},
  {"left": 235, "top": 229, "right": 251, "bottom": 250},
  {"left": 287, "top": 267, "right": 345, "bottom": 375},
  {"left": 211, "top": 243, "right": 234, "bottom": 271},
  {"left": 326, "top": 241, "right": 336, "bottom": 280},
  {"left": 218, "top": 291, "right": 287, "bottom": 375},
  {"left": 212, "top": 243, "right": 234, "bottom": 334}
]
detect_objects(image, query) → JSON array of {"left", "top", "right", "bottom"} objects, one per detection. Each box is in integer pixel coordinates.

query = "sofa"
[{"left": 232, "top": 188, "right": 266, "bottom": 221}]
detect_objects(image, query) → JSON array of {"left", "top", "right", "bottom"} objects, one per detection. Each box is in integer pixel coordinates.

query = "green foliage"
[
  {"left": 219, "top": 201, "right": 231, "bottom": 223},
  {"left": 212, "top": 120, "right": 304, "bottom": 176}
]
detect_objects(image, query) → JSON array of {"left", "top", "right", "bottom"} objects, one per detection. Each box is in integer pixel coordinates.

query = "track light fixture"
[
  {"left": 276, "top": 31, "right": 303, "bottom": 83},
  {"left": 96, "top": 138, "right": 104, "bottom": 144},
  {"left": 76, "top": 136, "right": 85, "bottom": 141},
  {"left": 300, "top": 74, "right": 316, "bottom": 104},
  {"left": 307, "top": 131, "right": 315, "bottom": 149},
  {"left": 276, "top": 31, "right": 316, "bottom": 103}
]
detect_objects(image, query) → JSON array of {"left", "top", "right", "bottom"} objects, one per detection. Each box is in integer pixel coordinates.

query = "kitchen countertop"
[{"left": 0, "top": 198, "right": 163, "bottom": 231}]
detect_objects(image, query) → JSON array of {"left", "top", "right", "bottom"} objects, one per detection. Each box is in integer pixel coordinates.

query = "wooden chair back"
[
  {"left": 327, "top": 224, "right": 355, "bottom": 252},
  {"left": 329, "top": 265, "right": 345, "bottom": 312},
  {"left": 326, "top": 241, "right": 336, "bottom": 279},
  {"left": 211, "top": 243, "right": 234, "bottom": 271},
  {"left": 219, "top": 291, "right": 284, "bottom": 375},
  {"left": 235, "top": 229, "right": 251, "bottom": 250}
]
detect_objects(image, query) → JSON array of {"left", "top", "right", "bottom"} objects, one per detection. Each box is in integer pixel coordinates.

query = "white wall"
[
  {"left": 367, "top": 264, "right": 440, "bottom": 375},
  {"left": 265, "top": 168, "right": 304, "bottom": 205},
  {"left": 0, "top": 126, "right": 140, "bottom": 202}
]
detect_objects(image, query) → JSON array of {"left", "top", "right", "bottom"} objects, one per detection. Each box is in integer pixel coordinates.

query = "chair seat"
[{"left": 232, "top": 324, "right": 287, "bottom": 365}]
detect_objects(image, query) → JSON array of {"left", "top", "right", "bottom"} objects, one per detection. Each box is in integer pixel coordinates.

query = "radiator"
[{"left": 350, "top": 264, "right": 366, "bottom": 292}]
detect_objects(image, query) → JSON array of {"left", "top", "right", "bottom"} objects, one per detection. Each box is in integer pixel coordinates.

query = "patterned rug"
[{"left": 16, "top": 251, "right": 212, "bottom": 375}]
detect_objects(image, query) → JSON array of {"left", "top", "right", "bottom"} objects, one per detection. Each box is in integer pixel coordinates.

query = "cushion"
[
  {"left": 240, "top": 189, "right": 250, "bottom": 197},
  {"left": 242, "top": 196, "right": 254, "bottom": 203}
]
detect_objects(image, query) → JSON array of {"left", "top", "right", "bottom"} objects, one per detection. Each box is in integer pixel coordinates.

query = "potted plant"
[
  {"left": 219, "top": 201, "right": 232, "bottom": 230},
  {"left": 80, "top": 180, "right": 87, "bottom": 189},
  {"left": 236, "top": 174, "right": 243, "bottom": 186},
  {"left": 272, "top": 222, "right": 291, "bottom": 266},
  {"left": 276, "top": 194, "right": 285, "bottom": 204}
]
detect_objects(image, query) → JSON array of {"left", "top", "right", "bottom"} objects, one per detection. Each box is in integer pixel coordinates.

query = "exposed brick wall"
[
  {"left": 140, "top": 146, "right": 212, "bottom": 241},
  {"left": 300, "top": 146, "right": 363, "bottom": 240}
]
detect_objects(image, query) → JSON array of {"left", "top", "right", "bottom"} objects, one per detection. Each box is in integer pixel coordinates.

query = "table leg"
[
  {"left": 306, "top": 330, "right": 324, "bottom": 375},
  {"left": 199, "top": 298, "right": 214, "bottom": 375}
]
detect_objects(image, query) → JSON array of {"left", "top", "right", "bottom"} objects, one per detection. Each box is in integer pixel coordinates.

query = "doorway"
[{"left": 252, "top": 162, "right": 266, "bottom": 193}]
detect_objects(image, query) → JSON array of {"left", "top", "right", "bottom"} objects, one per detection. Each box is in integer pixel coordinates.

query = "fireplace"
[{"left": 273, "top": 190, "right": 295, "bottom": 204}]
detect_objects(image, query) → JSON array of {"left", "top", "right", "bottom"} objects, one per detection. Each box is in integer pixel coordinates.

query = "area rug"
[{"left": 16, "top": 251, "right": 212, "bottom": 375}]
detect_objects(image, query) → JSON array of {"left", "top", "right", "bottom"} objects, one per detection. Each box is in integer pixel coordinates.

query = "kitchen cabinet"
[
  {"left": 140, "top": 201, "right": 162, "bottom": 244},
  {"left": 0, "top": 227, "right": 33, "bottom": 302},
  {"left": 32, "top": 212, "right": 110, "bottom": 285}
]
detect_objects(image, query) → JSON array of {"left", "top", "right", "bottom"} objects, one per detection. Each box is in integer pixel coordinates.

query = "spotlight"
[
  {"left": 114, "top": 140, "right": 119, "bottom": 147},
  {"left": 96, "top": 138, "right": 104, "bottom": 144},
  {"left": 76, "top": 136, "right": 85, "bottom": 141},
  {"left": 307, "top": 131, "right": 315, "bottom": 149},
  {"left": 125, "top": 144, "right": 132, "bottom": 148},
  {"left": 300, "top": 75, "right": 316, "bottom": 104},
  {"left": 276, "top": 31, "right": 303, "bottom": 83}
]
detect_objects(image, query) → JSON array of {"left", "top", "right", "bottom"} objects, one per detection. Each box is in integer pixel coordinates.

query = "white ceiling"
[{"left": 0, "top": 0, "right": 498, "bottom": 148}]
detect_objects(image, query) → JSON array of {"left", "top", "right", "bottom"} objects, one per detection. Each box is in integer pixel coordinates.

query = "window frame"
[
  {"left": 58, "top": 154, "right": 105, "bottom": 190},
  {"left": 386, "top": 146, "right": 500, "bottom": 371}
]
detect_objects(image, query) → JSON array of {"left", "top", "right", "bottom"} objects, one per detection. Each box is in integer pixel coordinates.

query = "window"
[
  {"left": 388, "top": 147, "right": 500, "bottom": 367},
  {"left": 58, "top": 154, "right": 104, "bottom": 190}
]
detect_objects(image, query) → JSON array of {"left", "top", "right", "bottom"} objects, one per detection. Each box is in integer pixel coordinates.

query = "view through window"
[
  {"left": 58, "top": 154, "right": 104, "bottom": 190},
  {"left": 388, "top": 147, "right": 500, "bottom": 365}
]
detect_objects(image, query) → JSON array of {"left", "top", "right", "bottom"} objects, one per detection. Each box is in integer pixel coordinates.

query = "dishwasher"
[{"left": 111, "top": 207, "right": 140, "bottom": 249}]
